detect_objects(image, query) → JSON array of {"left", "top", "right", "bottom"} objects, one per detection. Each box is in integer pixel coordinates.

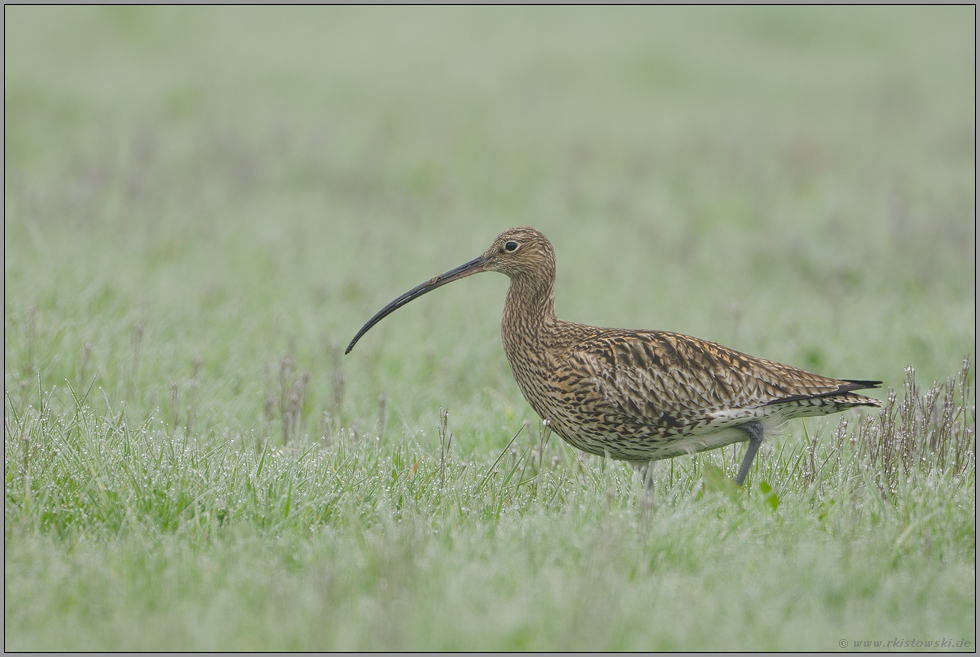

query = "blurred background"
[{"left": 5, "top": 6, "right": 975, "bottom": 448}]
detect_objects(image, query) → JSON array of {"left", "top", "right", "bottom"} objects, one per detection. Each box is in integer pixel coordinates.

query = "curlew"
[{"left": 346, "top": 227, "right": 881, "bottom": 486}]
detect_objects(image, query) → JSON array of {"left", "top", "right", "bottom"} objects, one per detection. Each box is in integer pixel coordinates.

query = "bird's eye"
[{"left": 504, "top": 241, "right": 519, "bottom": 252}]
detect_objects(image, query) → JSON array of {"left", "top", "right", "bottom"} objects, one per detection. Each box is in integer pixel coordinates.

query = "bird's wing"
[{"left": 568, "top": 330, "right": 854, "bottom": 432}]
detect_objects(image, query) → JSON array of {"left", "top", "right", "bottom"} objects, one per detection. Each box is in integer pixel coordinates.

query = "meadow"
[{"left": 4, "top": 7, "right": 976, "bottom": 650}]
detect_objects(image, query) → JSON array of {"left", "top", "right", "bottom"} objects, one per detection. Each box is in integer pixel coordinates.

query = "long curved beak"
[{"left": 345, "top": 255, "right": 489, "bottom": 354}]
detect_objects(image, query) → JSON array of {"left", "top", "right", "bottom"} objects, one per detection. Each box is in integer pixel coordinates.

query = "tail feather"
[
  {"left": 767, "top": 379, "right": 882, "bottom": 407},
  {"left": 773, "top": 390, "right": 881, "bottom": 421},
  {"left": 827, "top": 391, "right": 881, "bottom": 408},
  {"left": 840, "top": 379, "right": 883, "bottom": 392}
]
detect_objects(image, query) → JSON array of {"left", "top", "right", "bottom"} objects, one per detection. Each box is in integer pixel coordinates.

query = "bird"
[{"left": 346, "top": 226, "right": 881, "bottom": 486}]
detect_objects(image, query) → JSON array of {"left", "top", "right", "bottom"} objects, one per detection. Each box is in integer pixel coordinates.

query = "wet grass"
[{"left": 4, "top": 6, "right": 976, "bottom": 650}]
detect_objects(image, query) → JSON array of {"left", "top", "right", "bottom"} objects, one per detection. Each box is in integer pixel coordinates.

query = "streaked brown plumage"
[{"left": 346, "top": 226, "right": 881, "bottom": 485}]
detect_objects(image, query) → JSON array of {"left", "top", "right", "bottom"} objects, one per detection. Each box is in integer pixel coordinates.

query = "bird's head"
[{"left": 479, "top": 226, "right": 556, "bottom": 280}]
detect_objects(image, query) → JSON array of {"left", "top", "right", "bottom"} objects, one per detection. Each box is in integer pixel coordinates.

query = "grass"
[{"left": 4, "top": 6, "right": 976, "bottom": 651}]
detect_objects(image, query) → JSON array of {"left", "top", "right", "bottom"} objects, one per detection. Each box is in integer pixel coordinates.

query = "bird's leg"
[
  {"left": 734, "top": 421, "right": 763, "bottom": 486},
  {"left": 631, "top": 461, "right": 656, "bottom": 490},
  {"left": 642, "top": 461, "right": 656, "bottom": 489}
]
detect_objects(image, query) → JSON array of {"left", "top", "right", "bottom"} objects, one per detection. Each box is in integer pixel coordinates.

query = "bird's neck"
[{"left": 501, "top": 271, "right": 556, "bottom": 355}]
